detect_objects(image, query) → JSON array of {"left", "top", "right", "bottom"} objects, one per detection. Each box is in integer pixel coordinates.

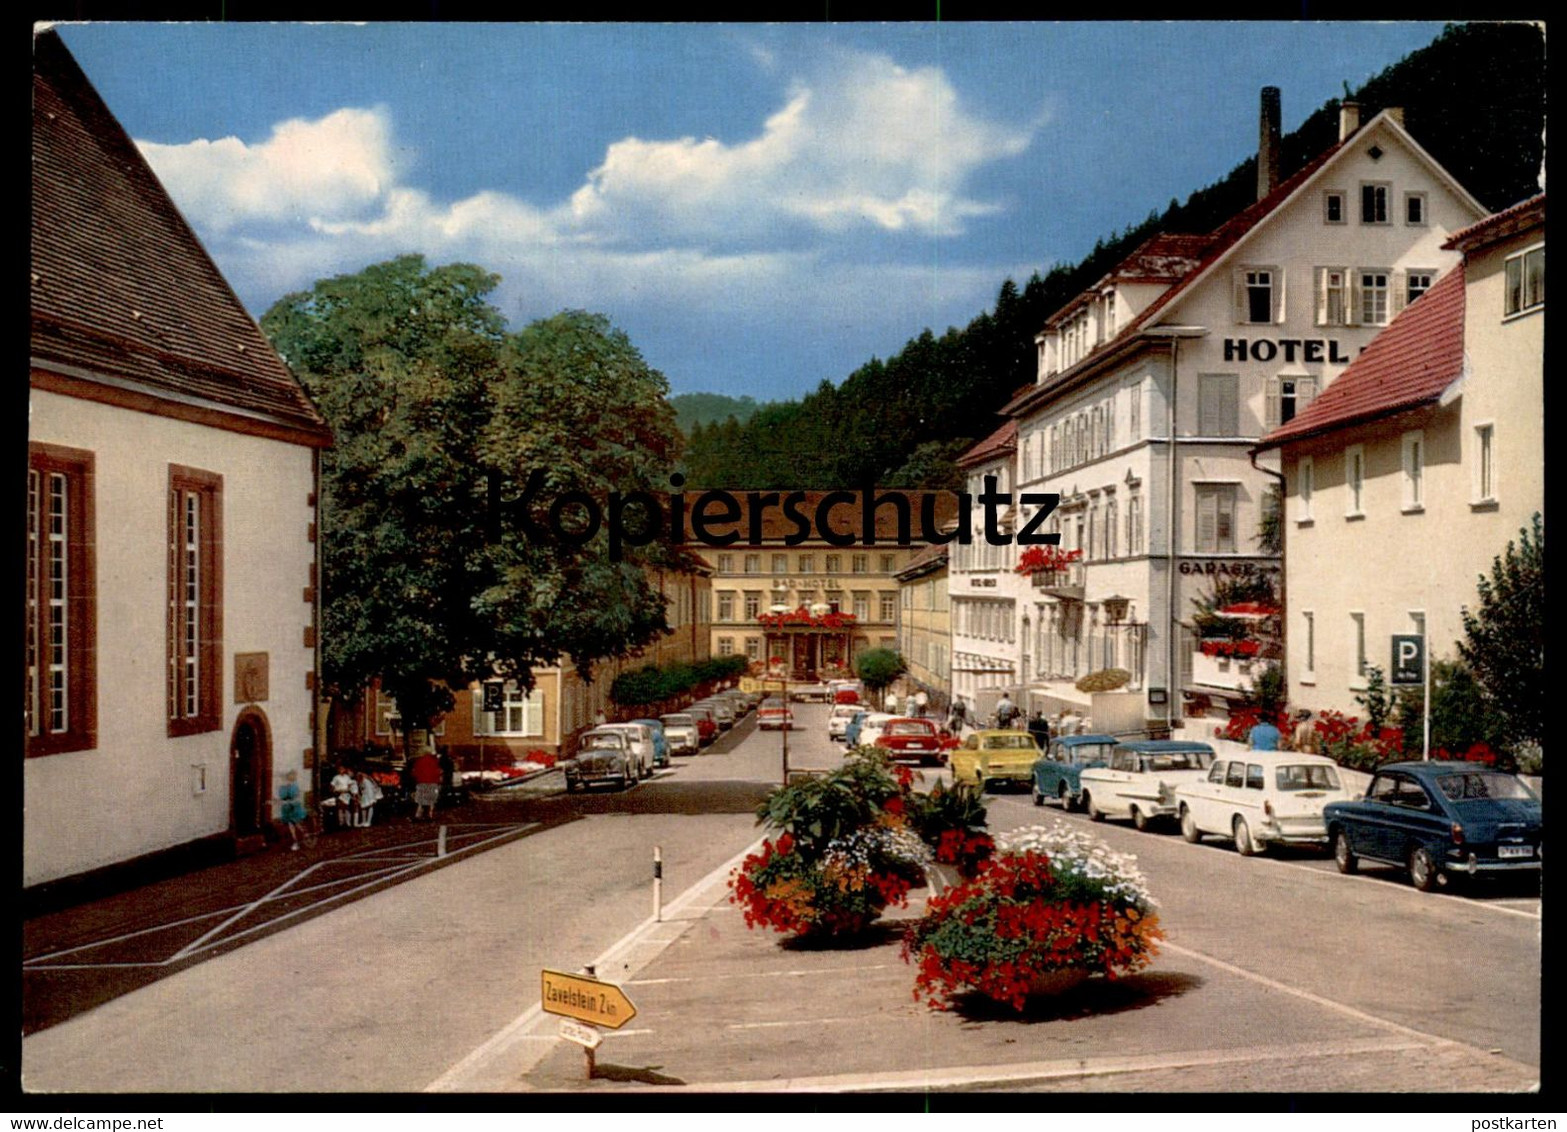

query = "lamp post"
[{"left": 1102, "top": 595, "right": 1130, "bottom": 671}]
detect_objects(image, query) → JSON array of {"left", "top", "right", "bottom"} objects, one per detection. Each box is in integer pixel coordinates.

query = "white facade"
[
  {"left": 26, "top": 391, "right": 319, "bottom": 886},
  {"left": 947, "top": 444, "right": 1030, "bottom": 712},
  {"left": 1009, "top": 108, "right": 1486, "bottom": 727}
]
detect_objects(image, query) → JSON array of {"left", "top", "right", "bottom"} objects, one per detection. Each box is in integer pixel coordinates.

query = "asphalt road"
[{"left": 21, "top": 702, "right": 1541, "bottom": 1092}]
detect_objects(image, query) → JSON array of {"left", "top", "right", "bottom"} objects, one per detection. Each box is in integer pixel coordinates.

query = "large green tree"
[
  {"left": 263, "top": 257, "right": 685, "bottom": 742},
  {"left": 1459, "top": 514, "right": 1544, "bottom": 747}
]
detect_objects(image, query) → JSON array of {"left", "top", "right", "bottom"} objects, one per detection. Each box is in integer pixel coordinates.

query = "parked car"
[
  {"left": 1077, "top": 740, "right": 1216, "bottom": 829},
  {"left": 598, "top": 722, "right": 655, "bottom": 779},
  {"left": 791, "top": 681, "right": 832, "bottom": 703},
  {"left": 695, "top": 698, "right": 735, "bottom": 730},
  {"left": 757, "top": 700, "right": 794, "bottom": 730},
  {"left": 827, "top": 702, "right": 862, "bottom": 742},
  {"left": 1175, "top": 751, "right": 1350, "bottom": 854},
  {"left": 564, "top": 729, "right": 637, "bottom": 791},
  {"left": 1323, "top": 761, "right": 1542, "bottom": 891},
  {"left": 855, "top": 713, "right": 897, "bottom": 749},
  {"left": 950, "top": 729, "right": 1043, "bottom": 792},
  {"left": 717, "top": 689, "right": 752, "bottom": 717},
  {"left": 874, "top": 717, "right": 945, "bottom": 765},
  {"left": 631, "top": 718, "right": 670, "bottom": 768},
  {"left": 1030, "top": 733, "right": 1119, "bottom": 810},
  {"left": 684, "top": 705, "right": 719, "bottom": 746},
  {"left": 829, "top": 680, "right": 862, "bottom": 705},
  {"left": 659, "top": 713, "right": 701, "bottom": 756}
]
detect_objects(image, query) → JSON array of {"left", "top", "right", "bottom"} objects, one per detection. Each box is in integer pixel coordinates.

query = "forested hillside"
[{"left": 680, "top": 22, "right": 1544, "bottom": 491}]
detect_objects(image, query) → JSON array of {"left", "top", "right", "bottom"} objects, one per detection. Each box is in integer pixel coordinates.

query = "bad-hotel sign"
[{"left": 541, "top": 969, "right": 638, "bottom": 1029}]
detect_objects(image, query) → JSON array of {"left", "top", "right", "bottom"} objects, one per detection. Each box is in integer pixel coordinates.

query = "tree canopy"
[
  {"left": 1460, "top": 513, "right": 1544, "bottom": 748},
  {"left": 262, "top": 256, "right": 687, "bottom": 732}
]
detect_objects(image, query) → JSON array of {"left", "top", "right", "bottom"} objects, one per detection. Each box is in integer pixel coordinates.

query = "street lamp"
[{"left": 1101, "top": 595, "right": 1130, "bottom": 672}]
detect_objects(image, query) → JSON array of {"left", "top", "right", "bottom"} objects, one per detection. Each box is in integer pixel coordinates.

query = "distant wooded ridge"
[{"left": 678, "top": 22, "right": 1544, "bottom": 493}]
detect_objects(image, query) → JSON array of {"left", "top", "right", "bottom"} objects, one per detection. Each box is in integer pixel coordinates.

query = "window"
[
  {"left": 1246, "top": 764, "right": 1265, "bottom": 790},
  {"left": 825, "top": 590, "right": 843, "bottom": 612},
  {"left": 168, "top": 466, "right": 222, "bottom": 736},
  {"left": 1128, "top": 380, "right": 1141, "bottom": 439},
  {"left": 743, "top": 591, "right": 762, "bottom": 619},
  {"left": 717, "top": 592, "right": 735, "bottom": 621},
  {"left": 1301, "top": 611, "right": 1315, "bottom": 682},
  {"left": 1194, "top": 485, "right": 1237, "bottom": 553},
  {"left": 474, "top": 682, "right": 543, "bottom": 737},
  {"left": 1297, "top": 457, "right": 1314, "bottom": 523},
  {"left": 1345, "top": 446, "right": 1365, "bottom": 516},
  {"left": 1405, "top": 270, "right": 1434, "bottom": 306},
  {"left": 851, "top": 554, "right": 869, "bottom": 574},
  {"left": 26, "top": 443, "right": 96, "bottom": 755},
  {"left": 745, "top": 638, "right": 761, "bottom": 661},
  {"left": 1505, "top": 245, "right": 1545, "bottom": 315},
  {"left": 1360, "top": 182, "right": 1390, "bottom": 224},
  {"left": 880, "top": 593, "right": 897, "bottom": 620},
  {"left": 1323, "top": 190, "right": 1345, "bottom": 224},
  {"left": 1316, "top": 268, "right": 1348, "bottom": 326},
  {"left": 1359, "top": 270, "right": 1391, "bottom": 325},
  {"left": 743, "top": 554, "right": 760, "bottom": 574},
  {"left": 1197, "top": 374, "right": 1239, "bottom": 436},
  {"left": 1105, "top": 498, "right": 1118, "bottom": 558},
  {"left": 853, "top": 593, "right": 870, "bottom": 620},
  {"left": 1266, "top": 375, "right": 1318, "bottom": 429},
  {"left": 716, "top": 553, "right": 733, "bottom": 574},
  {"left": 1351, "top": 612, "right": 1367, "bottom": 681},
  {"left": 1105, "top": 290, "right": 1117, "bottom": 336},
  {"left": 771, "top": 553, "right": 788, "bottom": 574},
  {"left": 1404, "top": 192, "right": 1427, "bottom": 226},
  {"left": 1239, "top": 267, "right": 1278, "bottom": 324},
  {"left": 1401, "top": 431, "right": 1425, "bottom": 511},
  {"left": 1474, "top": 423, "right": 1496, "bottom": 503},
  {"left": 797, "top": 553, "right": 815, "bottom": 575},
  {"left": 717, "top": 637, "right": 734, "bottom": 656},
  {"left": 824, "top": 554, "right": 841, "bottom": 574},
  {"left": 1127, "top": 493, "right": 1143, "bottom": 555},
  {"left": 879, "top": 554, "right": 896, "bottom": 573}
]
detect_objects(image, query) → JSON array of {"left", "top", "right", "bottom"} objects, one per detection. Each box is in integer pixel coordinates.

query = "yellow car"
[{"left": 950, "top": 729, "right": 1043, "bottom": 792}]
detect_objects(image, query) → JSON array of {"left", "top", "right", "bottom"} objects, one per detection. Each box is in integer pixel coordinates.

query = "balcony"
[{"left": 1030, "top": 561, "right": 1085, "bottom": 601}]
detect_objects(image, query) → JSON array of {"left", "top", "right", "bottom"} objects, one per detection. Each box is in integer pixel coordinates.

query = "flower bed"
[
  {"left": 730, "top": 826, "right": 930, "bottom": 938},
  {"left": 756, "top": 606, "right": 858, "bottom": 630},
  {"left": 903, "top": 822, "right": 1162, "bottom": 1011},
  {"left": 1199, "top": 639, "right": 1261, "bottom": 659}
]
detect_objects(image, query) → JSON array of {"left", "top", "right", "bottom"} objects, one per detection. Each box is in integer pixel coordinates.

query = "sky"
[{"left": 51, "top": 21, "right": 1451, "bottom": 402}]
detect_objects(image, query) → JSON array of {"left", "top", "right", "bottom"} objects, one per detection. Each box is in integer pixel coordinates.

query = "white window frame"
[
  {"left": 1197, "top": 373, "right": 1240, "bottom": 437},
  {"left": 1345, "top": 445, "right": 1365, "bottom": 518},
  {"left": 771, "top": 553, "right": 788, "bottom": 574},
  {"left": 851, "top": 554, "right": 869, "bottom": 575},
  {"left": 1473, "top": 422, "right": 1497, "bottom": 505},
  {"left": 716, "top": 553, "right": 733, "bottom": 574},
  {"left": 1401, "top": 431, "right": 1425, "bottom": 512},
  {"left": 717, "top": 637, "right": 734, "bottom": 656},
  {"left": 743, "top": 591, "right": 762, "bottom": 619},
  {"left": 1193, "top": 483, "right": 1238, "bottom": 553},
  {"left": 743, "top": 554, "right": 760, "bottom": 574},
  {"left": 879, "top": 592, "right": 896, "bottom": 621},
  {"left": 717, "top": 591, "right": 735, "bottom": 621},
  {"left": 1323, "top": 190, "right": 1346, "bottom": 225},
  {"left": 1350, "top": 611, "right": 1368, "bottom": 688},
  {"left": 1300, "top": 610, "right": 1315, "bottom": 684},
  {"left": 1504, "top": 244, "right": 1545, "bottom": 317},
  {"left": 797, "top": 553, "right": 815, "bottom": 574},
  {"left": 1404, "top": 191, "right": 1427, "bottom": 227},
  {"left": 473, "top": 682, "right": 538, "bottom": 738},
  {"left": 1266, "top": 374, "right": 1318, "bottom": 429},
  {"left": 1296, "top": 456, "right": 1315, "bottom": 524},
  {"left": 1316, "top": 267, "right": 1349, "bottom": 327},
  {"left": 1358, "top": 270, "right": 1392, "bottom": 326},
  {"left": 1360, "top": 182, "right": 1391, "bottom": 225},
  {"left": 1237, "top": 266, "right": 1282, "bottom": 325},
  {"left": 1405, "top": 268, "right": 1435, "bottom": 307}
]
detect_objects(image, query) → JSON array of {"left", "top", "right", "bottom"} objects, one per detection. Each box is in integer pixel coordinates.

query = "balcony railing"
[{"left": 1030, "top": 560, "right": 1085, "bottom": 601}]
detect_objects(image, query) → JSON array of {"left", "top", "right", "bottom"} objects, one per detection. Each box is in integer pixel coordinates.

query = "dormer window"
[{"left": 1104, "top": 291, "right": 1117, "bottom": 337}]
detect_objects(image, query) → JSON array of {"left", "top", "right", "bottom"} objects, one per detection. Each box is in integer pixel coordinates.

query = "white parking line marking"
[
  {"left": 727, "top": 1016, "right": 874, "bottom": 1031},
  {"left": 630, "top": 964, "right": 896, "bottom": 986}
]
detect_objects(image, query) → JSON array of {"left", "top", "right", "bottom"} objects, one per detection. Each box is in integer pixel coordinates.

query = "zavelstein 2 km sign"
[{"left": 540, "top": 969, "right": 638, "bottom": 1029}]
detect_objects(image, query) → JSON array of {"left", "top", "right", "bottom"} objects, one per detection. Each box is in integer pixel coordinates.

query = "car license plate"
[{"left": 1498, "top": 845, "right": 1534, "bottom": 860}]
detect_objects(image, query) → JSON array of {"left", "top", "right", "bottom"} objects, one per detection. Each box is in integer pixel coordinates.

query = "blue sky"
[{"left": 52, "top": 21, "right": 1449, "bottom": 401}]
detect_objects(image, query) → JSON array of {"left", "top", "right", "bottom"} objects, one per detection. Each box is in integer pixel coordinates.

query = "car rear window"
[
  {"left": 1436, "top": 772, "right": 1536, "bottom": 802},
  {"left": 1150, "top": 751, "right": 1209, "bottom": 772},
  {"left": 1276, "top": 764, "right": 1341, "bottom": 791},
  {"left": 662, "top": 715, "right": 693, "bottom": 726},
  {"left": 887, "top": 721, "right": 933, "bottom": 736},
  {"left": 990, "top": 735, "right": 1035, "bottom": 749}
]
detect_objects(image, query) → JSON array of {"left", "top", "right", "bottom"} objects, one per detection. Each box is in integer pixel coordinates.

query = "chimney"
[
  {"left": 1339, "top": 100, "right": 1361, "bottom": 141},
  {"left": 1257, "top": 86, "right": 1281, "bottom": 202},
  {"left": 1385, "top": 106, "right": 1405, "bottom": 127}
]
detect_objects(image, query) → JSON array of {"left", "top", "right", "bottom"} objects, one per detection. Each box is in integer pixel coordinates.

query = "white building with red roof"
[
  {"left": 1255, "top": 194, "right": 1543, "bottom": 716},
  {"left": 1002, "top": 89, "right": 1487, "bottom": 730},
  {"left": 28, "top": 31, "right": 333, "bottom": 886}
]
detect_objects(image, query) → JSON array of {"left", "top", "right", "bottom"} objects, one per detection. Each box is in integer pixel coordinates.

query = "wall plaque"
[{"left": 235, "top": 652, "right": 269, "bottom": 704}]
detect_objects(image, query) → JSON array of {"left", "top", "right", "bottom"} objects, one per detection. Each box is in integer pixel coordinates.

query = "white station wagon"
[
  {"left": 1175, "top": 751, "right": 1351, "bottom": 855},
  {"left": 1078, "top": 741, "right": 1216, "bottom": 830}
]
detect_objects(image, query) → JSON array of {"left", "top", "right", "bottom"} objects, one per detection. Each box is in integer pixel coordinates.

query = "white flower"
[{"left": 995, "top": 821, "right": 1158, "bottom": 908}]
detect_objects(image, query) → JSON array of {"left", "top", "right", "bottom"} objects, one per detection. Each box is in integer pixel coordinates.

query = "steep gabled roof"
[
  {"left": 1444, "top": 192, "right": 1545, "bottom": 254},
  {"left": 1254, "top": 265, "right": 1466, "bottom": 450},
  {"left": 30, "top": 30, "right": 330, "bottom": 445},
  {"left": 956, "top": 420, "right": 1017, "bottom": 469}
]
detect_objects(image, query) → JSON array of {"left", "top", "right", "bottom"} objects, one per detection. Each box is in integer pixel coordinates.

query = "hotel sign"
[{"left": 1223, "top": 338, "right": 1354, "bottom": 364}]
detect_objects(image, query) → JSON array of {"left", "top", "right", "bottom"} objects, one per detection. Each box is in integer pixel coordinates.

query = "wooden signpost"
[{"left": 541, "top": 967, "right": 639, "bottom": 1080}]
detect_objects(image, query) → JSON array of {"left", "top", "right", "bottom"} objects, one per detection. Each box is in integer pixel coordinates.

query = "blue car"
[
  {"left": 1323, "top": 761, "right": 1542, "bottom": 892},
  {"left": 632, "top": 719, "right": 670, "bottom": 768},
  {"left": 1030, "top": 734, "right": 1119, "bottom": 811}
]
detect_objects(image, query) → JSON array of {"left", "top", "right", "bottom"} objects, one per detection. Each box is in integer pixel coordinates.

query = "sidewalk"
[{"left": 445, "top": 855, "right": 1541, "bottom": 1094}]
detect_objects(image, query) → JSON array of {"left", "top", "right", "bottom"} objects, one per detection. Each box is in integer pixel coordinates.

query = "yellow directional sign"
[{"left": 541, "top": 969, "right": 638, "bottom": 1030}]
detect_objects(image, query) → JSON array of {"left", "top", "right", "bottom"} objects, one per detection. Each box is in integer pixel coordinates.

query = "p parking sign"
[
  {"left": 1390, "top": 635, "right": 1425, "bottom": 686},
  {"left": 482, "top": 681, "right": 505, "bottom": 712}
]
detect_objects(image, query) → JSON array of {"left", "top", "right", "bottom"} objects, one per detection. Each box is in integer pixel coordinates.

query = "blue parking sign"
[{"left": 1390, "top": 635, "right": 1425, "bottom": 685}]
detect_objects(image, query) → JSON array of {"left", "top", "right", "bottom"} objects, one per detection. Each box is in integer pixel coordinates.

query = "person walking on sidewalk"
[
  {"left": 913, "top": 689, "right": 928, "bottom": 718},
  {"left": 355, "top": 769, "right": 383, "bottom": 828},
  {"left": 277, "top": 770, "right": 309, "bottom": 850},
  {"left": 948, "top": 697, "right": 968, "bottom": 735},
  {"left": 409, "top": 749, "right": 442, "bottom": 821},
  {"left": 330, "top": 764, "right": 358, "bottom": 831}
]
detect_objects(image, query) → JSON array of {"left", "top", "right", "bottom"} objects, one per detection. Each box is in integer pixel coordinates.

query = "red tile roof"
[
  {"left": 956, "top": 419, "right": 1017, "bottom": 468},
  {"left": 31, "top": 31, "right": 330, "bottom": 443},
  {"left": 1255, "top": 265, "right": 1466, "bottom": 450},
  {"left": 1444, "top": 193, "right": 1545, "bottom": 253}
]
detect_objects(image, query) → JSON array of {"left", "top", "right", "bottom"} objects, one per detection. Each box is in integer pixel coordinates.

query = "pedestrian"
[
  {"left": 330, "top": 763, "right": 358, "bottom": 831},
  {"left": 948, "top": 697, "right": 967, "bottom": 735},
  {"left": 913, "top": 689, "right": 929, "bottom": 718},
  {"left": 409, "top": 748, "right": 442, "bottom": 821},
  {"left": 1028, "top": 710, "right": 1052, "bottom": 749},
  {"left": 995, "top": 692, "right": 1018, "bottom": 730},
  {"left": 884, "top": 688, "right": 899, "bottom": 714},
  {"left": 1248, "top": 716, "right": 1281, "bottom": 751},
  {"left": 355, "top": 769, "right": 383, "bottom": 828},
  {"left": 277, "top": 770, "right": 309, "bottom": 850}
]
